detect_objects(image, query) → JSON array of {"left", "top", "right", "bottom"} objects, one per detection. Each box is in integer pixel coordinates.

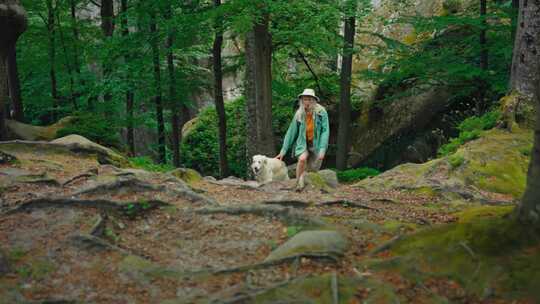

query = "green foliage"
[
  {"left": 129, "top": 156, "right": 175, "bottom": 173},
  {"left": 181, "top": 96, "right": 294, "bottom": 178},
  {"left": 56, "top": 113, "right": 120, "bottom": 148},
  {"left": 336, "top": 167, "right": 380, "bottom": 183},
  {"left": 438, "top": 110, "right": 501, "bottom": 156}
]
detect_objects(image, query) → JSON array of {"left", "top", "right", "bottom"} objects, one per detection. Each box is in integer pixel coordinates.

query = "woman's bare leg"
[{"left": 296, "top": 151, "right": 309, "bottom": 190}]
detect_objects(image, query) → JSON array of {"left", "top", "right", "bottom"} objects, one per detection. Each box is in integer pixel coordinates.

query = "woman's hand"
[
  {"left": 275, "top": 153, "right": 284, "bottom": 161},
  {"left": 317, "top": 152, "right": 325, "bottom": 161}
]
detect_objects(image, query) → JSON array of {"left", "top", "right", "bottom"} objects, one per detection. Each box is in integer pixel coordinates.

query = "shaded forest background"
[{"left": 2, "top": 0, "right": 522, "bottom": 178}]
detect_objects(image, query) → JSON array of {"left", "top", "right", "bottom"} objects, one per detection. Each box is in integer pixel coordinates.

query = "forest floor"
[{"left": 0, "top": 139, "right": 537, "bottom": 304}]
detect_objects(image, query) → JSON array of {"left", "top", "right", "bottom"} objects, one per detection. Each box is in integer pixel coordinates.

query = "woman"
[{"left": 275, "top": 88, "right": 330, "bottom": 190}]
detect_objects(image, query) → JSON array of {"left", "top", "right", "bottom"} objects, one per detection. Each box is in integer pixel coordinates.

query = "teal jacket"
[{"left": 280, "top": 103, "right": 330, "bottom": 157}]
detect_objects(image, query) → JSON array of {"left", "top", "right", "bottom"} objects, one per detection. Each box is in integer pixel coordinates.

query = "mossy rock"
[
  {"left": 168, "top": 168, "right": 202, "bottom": 185},
  {"left": 51, "top": 134, "right": 129, "bottom": 167},
  {"left": 355, "top": 129, "right": 532, "bottom": 201},
  {"left": 265, "top": 230, "right": 348, "bottom": 262},
  {"left": 6, "top": 116, "right": 75, "bottom": 141},
  {"left": 370, "top": 205, "right": 540, "bottom": 301},
  {"left": 305, "top": 169, "right": 339, "bottom": 192}
]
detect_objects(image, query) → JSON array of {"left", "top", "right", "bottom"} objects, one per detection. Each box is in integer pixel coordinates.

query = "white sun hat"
[{"left": 298, "top": 88, "right": 319, "bottom": 102}]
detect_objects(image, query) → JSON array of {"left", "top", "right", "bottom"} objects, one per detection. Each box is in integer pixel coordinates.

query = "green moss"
[
  {"left": 448, "top": 153, "right": 465, "bottom": 168},
  {"left": 16, "top": 259, "right": 55, "bottom": 281},
  {"left": 169, "top": 168, "right": 202, "bottom": 185},
  {"left": 335, "top": 167, "right": 380, "bottom": 183},
  {"left": 386, "top": 206, "right": 540, "bottom": 301}
]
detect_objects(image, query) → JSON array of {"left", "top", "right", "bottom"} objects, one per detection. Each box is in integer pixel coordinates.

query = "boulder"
[
  {"left": 304, "top": 169, "right": 339, "bottom": 192},
  {"left": 169, "top": 168, "right": 202, "bottom": 185},
  {"left": 265, "top": 230, "right": 348, "bottom": 262},
  {"left": 355, "top": 128, "right": 533, "bottom": 202},
  {"left": 349, "top": 87, "right": 451, "bottom": 167},
  {"left": 6, "top": 116, "right": 74, "bottom": 141},
  {"left": 51, "top": 134, "right": 129, "bottom": 167}
]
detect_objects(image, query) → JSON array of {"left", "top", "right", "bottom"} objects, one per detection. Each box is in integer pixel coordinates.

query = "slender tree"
[
  {"left": 6, "top": 45, "right": 24, "bottom": 121},
  {"left": 336, "top": 0, "right": 357, "bottom": 170},
  {"left": 476, "top": 0, "right": 488, "bottom": 114},
  {"left": 149, "top": 9, "right": 166, "bottom": 163},
  {"left": 164, "top": 3, "right": 181, "bottom": 167},
  {"left": 213, "top": 0, "right": 229, "bottom": 177},
  {"left": 120, "top": 0, "right": 135, "bottom": 156},
  {"left": 515, "top": 0, "right": 540, "bottom": 224},
  {"left": 101, "top": 0, "right": 114, "bottom": 106},
  {"left": 46, "top": 0, "right": 59, "bottom": 120},
  {"left": 0, "top": 0, "right": 27, "bottom": 139},
  {"left": 56, "top": 7, "right": 77, "bottom": 109}
]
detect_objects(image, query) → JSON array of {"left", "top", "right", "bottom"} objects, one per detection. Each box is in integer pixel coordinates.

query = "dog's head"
[{"left": 251, "top": 155, "right": 268, "bottom": 176}]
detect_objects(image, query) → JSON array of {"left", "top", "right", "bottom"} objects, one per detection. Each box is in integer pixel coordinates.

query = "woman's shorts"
[{"left": 299, "top": 143, "right": 322, "bottom": 172}]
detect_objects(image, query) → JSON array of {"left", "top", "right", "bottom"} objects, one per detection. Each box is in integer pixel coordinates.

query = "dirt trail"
[{"left": 0, "top": 142, "right": 513, "bottom": 303}]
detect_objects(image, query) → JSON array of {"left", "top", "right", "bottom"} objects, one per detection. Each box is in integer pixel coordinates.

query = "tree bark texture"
[
  {"left": 336, "top": 2, "right": 357, "bottom": 170},
  {"left": 6, "top": 45, "right": 23, "bottom": 121},
  {"left": 101, "top": 0, "right": 114, "bottom": 106},
  {"left": 245, "top": 11, "right": 275, "bottom": 168},
  {"left": 213, "top": 0, "right": 229, "bottom": 178},
  {"left": 0, "top": 0, "right": 27, "bottom": 139},
  {"left": 165, "top": 4, "right": 181, "bottom": 167},
  {"left": 46, "top": 0, "right": 59, "bottom": 121},
  {"left": 150, "top": 10, "right": 166, "bottom": 163},
  {"left": 120, "top": 0, "right": 135, "bottom": 156},
  {"left": 510, "top": 0, "right": 540, "bottom": 102},
  {"left": 515, "top": 0, "right": 540, "bottom": 225}
]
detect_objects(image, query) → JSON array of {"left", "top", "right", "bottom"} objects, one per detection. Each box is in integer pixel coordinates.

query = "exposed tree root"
[
  {"left": 209, "top": 275, "right": 310, "bottom": 304},
  {"left": 72, "top": 177, "right": 157, "bottom": 196},
  {"left": 368, "top": 235, "right": 403, "bottom": 257},
  {"left": 89, "top": 214, "right": 105, "bottom": 236},
  {"left": 72, "top": 176, "right": 218, "bottom": 206},
  {"left": 67, "top": 234, "right": 139, "bottom": 258},
  {"left": 62, "top": 172, "right": 96, "bottom": 187},
  {"left": 194, "top": 205, "right": 325, "bottom": 227},
  {"left": 2, "top": 197, "right": 169, "bottom": 217},
  {"left": 262, "top": 199, "right": 311, "bottom": 208},
  {"left": 316, "top": 199, "right": 377, "bottom": 210}
]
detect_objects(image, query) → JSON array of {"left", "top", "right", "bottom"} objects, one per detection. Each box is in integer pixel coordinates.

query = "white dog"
[{"left": 251, "top": 154, "right": 289, "bottom": 184}]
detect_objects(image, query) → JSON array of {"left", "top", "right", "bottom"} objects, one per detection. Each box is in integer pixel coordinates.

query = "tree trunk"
[
  {"left": 213, "top": 0, "right": 229, "bottom": 178},
  {"left": 516, "top": 0, "right": 540, "bottom": 225},
  {"left": 336, "top": 1, "right": 357, "bottom": 170},
  {"left": 56, "top": 8, "right": 77, "bottom": 110},
  {"left": 476, "top": 0, "right": 488, "bottom": 114},
  {"left": 510, "top": 0, "right": 540, "bottom": 102},
  {"left": 150, "top": 11, "right": 166, "bottom": 163},
  {"left": 101, "top": 0, "right": 114, "bottom": 106},
  {"left": 46, "top": 0, "right": 59, "bottom": 121},
  {"left": 245, "top": 11, "right": 275, "bottom": 166},
  {"left": 165, "top": 5, "right": 181, "bottom": 167},
  {"left": 245, "top": 33, "right": 258, "bottom": 175},
  {"left": 0, "top": 0, "right": 27, "bottom": 139},
  {"left": 120, "top": 0, "right": 135, "bottom": 156},
  {"left": 0, "top": 59, "right": 7, "bottom": 139},
  {"left": 7, "top": 45, "right": 24, "bottom": 121}
]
